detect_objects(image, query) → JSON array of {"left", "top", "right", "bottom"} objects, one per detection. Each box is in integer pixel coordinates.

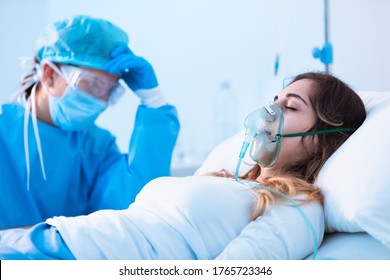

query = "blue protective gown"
[{"left": 0, "top": 102, "right": 179, "bottom": 229}]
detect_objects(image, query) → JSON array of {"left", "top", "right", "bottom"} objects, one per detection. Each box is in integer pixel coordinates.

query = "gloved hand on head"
[{"left": 104, "top": 44, "right": 166, "bottom": 108}]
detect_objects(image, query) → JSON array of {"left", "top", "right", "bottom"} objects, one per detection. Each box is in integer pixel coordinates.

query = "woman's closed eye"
[{"left": 285, "top": 106, "right": 297, "bottom": 111}]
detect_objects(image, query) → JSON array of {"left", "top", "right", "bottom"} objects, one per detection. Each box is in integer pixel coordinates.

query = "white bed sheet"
[{"left": 306, "top": 232, "right": 390, "bottom": 260}]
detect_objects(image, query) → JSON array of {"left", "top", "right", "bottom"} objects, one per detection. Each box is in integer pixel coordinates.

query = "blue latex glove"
[{"left": 104, "top": 44, "right": 158, "bottom": 92}]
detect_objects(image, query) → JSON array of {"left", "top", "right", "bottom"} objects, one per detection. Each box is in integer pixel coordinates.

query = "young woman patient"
[{"left": 0, "top": 72, "right": 366, "bottom": 260}]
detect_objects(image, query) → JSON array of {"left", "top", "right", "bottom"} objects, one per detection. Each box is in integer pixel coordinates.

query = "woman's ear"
[
  {"left": 40, "top": 62, "right": 67, "bottom": 98},
  {"left": 42, "top": 63, "right": 56, "bottom": 88}
]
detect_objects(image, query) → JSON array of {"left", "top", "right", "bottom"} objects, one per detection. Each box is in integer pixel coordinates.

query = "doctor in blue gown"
[{"left": 0, "top": 15, "right": 180, "bottom": 229}]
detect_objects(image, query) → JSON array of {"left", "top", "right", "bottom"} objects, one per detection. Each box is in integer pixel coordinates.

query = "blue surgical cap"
[{"left": 36, "top": 15, "right": 129, "bottom": 70}]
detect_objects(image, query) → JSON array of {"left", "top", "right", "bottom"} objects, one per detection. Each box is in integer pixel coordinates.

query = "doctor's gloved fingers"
[
  {"left": 123, "top": 69, "right": 159, "bottom": 91},
  {"left": 104, "top": 55, "right": 137, "bottom": 75},
  {"left": 104, "top": 50, "right": 158, "bottom": 91}
]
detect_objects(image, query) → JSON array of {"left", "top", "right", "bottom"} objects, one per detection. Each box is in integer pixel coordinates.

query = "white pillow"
[
  {"left": 195, "top": 91, "right": 390, "bottom": 249},
  {"left": 194, "top": 130, "right": 255, "bottom": 176},
  {"left": 317, "top": 91, "right": 390, "bottom": 248}
]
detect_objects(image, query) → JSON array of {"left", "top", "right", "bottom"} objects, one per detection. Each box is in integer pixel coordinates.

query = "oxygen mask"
[
  {"left": 243, "top": 103, "right": 284, "bottom": 168},
  {"left": 236, "top": 102, "right": 357, "bottom": 175}
]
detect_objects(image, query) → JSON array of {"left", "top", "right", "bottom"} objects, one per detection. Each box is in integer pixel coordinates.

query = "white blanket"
[{"left": 47, "top": 176, "right": 324, "bottom": 260}]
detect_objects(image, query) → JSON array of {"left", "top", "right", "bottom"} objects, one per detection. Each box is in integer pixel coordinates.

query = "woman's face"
[{"left": 270, "top": 78, "right": 318, "bottom": 171}]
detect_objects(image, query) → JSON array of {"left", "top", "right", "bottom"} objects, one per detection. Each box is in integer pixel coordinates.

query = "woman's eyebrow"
[{"left": 285, "top": 93, "right": 308, "bottom": 106}]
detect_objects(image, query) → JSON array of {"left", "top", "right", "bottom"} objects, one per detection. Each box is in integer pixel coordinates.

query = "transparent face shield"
[{"left": 60, "top": 65, "right": 125, "bottom": 105}]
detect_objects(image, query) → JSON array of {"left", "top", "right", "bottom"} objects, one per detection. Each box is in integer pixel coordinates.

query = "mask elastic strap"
[
  {"left": 23, "top": 83, "right": 47, "bottom": 191},
  {"left": 23, "top": 94, "right": 31, "bottom": 191},
  {"left": 273, "top": 127, "right": 357, "bottom": 142},
  {"left": 31, "top": 83, "right": 47, "bottom": 181}
]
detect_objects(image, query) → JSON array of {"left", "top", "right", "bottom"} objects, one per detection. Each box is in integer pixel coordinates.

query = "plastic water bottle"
[{"left": 213, "top": 81, "right": 239, "bottom": 145}]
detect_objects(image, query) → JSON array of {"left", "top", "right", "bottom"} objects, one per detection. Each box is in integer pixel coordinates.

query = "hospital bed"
[
  {"left": 2, "top": 92, "right": 389, "bottom": 260},
  {"left": 193, "top": 90, "right": 390, "bottom": 260}
]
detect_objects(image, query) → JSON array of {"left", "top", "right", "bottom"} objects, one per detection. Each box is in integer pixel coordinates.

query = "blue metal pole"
[
  {"left": 312, "top": 0, "right": 333, "bottom": 72},
  {"left": 324, "top": 0, "right": 330, "bottom": 72}
]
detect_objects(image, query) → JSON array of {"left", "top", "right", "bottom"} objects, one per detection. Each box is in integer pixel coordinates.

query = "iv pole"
[{"left": 312, "top": 0, "right": 333, "bottom": 73}]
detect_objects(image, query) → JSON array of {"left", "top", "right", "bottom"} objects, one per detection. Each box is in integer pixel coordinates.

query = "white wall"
[
  {"left": 1, "top": 0, "right": 389, "bottom": 170},
  {"left": 0, "top": 0, "right": 49, "bottom": 102},
  {"left": 331, "top": 0, "right": 390, "bottom": 91}
]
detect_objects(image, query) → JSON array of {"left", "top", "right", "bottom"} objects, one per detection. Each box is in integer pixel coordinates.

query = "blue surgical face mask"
[
  {"left": 48, "top": 86, "right": 108, "bottom": 131},
  {"left": 40, "top": 60, "right": 109, "bottom": 131}
]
